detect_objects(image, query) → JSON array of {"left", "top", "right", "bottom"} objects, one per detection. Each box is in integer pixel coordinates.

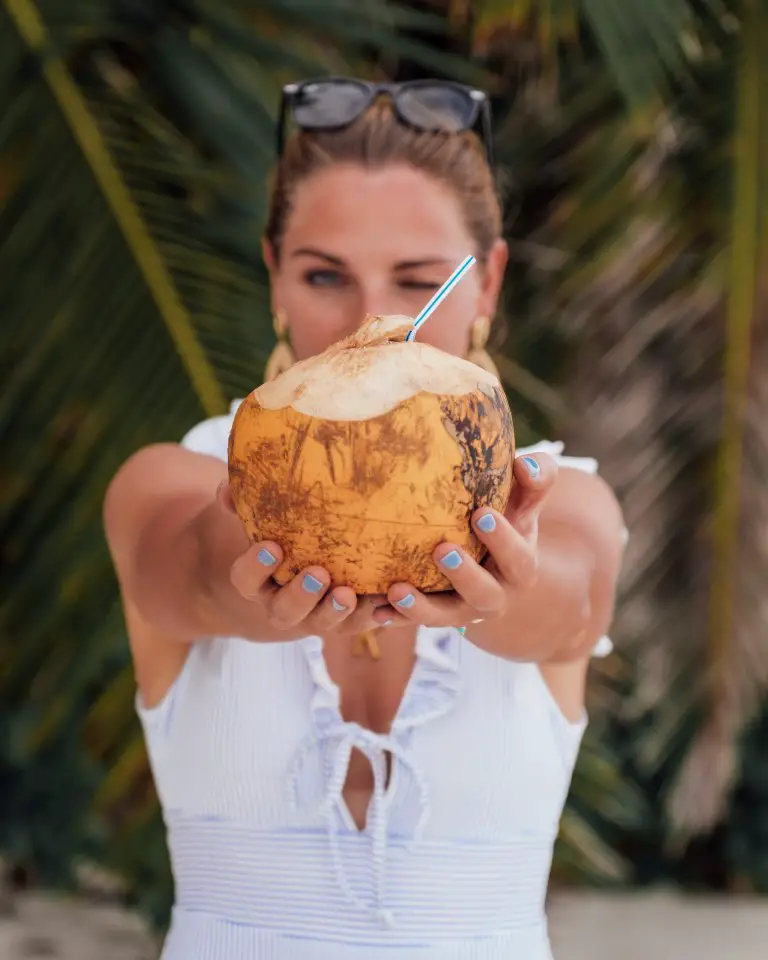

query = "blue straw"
[{"left": 405, "top": 255, "right": 477, "bottom": 342}]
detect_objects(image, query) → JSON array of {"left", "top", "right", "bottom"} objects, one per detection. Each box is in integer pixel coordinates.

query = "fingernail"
[
  {"left": 331, "top": 596, "right": 347, "bottom": 612},
  {"left": 396, "top": 593, "right": 415, "bottom": 609},
  {"left": 302, "top": 574, "right": 324, "bottom": 594},
  {"left": 381, "top": 618, "right": 393, "bottom": 627},
  {"left": 522, "top": 455, "right": 540, "bottom": 480},
  {"left": 477, "top": 513, "right": 496, "bottom": 533},
  {"left": 257, "top": 548, "right": 277, "bottom": 566},
  {"left": 458, "top": 626, "right": 467, "bottom": 636},
  {"left": 216, "top": 481, "right": 225, "bottom": 497},
  {"left": 440, "top": 550, "right": 463, "bottom": 570}
]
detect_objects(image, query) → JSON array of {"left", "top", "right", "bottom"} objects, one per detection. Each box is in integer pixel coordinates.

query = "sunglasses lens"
[
  {"left": 292, "top": 81, "right": 371, "bottom": 129},
  {"left": 396, "top": 84, "right": 477, "bottom": 132}
]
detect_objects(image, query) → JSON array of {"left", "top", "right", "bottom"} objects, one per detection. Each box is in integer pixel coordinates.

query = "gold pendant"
[{"left": 353, "top": 630, "right": 381, "bottom": 660}]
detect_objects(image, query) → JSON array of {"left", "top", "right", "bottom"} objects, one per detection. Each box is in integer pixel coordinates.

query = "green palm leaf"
[
  {"left": 666, "top": 0, "right": 768, "bottom": 838},
  {"left": 464, "top": 0, "right": 718, "bottom": 111},
  {"left": 505, "top": 1, "right": 767, "bottom": 845},
  {"left": 0, "top": 0, "right": 469, "bottom": 901},
  {"left": 466, "top": 0, "right": 768, "bottom": 877}
]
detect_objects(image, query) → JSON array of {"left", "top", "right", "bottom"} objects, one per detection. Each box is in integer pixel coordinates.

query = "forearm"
[
  {"left": 190, "top": 499, "right": 298, "bottom": 642},
  {"left": 124, "top": 496, "right": 290, "bottom": 643},
  {"left": 123, "top": 494, "right": 222, "bottom": 638},
  {"left": 104, "top": 444, "right": 301, "bottom": 643},
  {"left": 469, "top": 523, "right": 596, "bottom": 662}
]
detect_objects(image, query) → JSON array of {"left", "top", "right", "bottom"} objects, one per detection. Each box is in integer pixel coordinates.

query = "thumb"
[{"left": 507, "top": 454, "right": 556, "bottom": 540}]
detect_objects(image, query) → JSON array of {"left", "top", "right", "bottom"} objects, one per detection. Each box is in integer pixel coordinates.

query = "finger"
[
  {"left": 369, "top": 601, "right": 416, "bottom": 629},
  {"left": 230, "top": 541, "right": 283, "bottom": 599},
  {"left": 308, "top": 585, "right": 358, "bottom": 632},
  {"left": 341, "top": 597, "right": 386, "bottom": 634},
  {"left": 507, "top": 453, "right": 557, "bottom": 538},
  {"left": 431, "top": 544, "right": 507, "bottom": 615},
  {"left": 268, "top": 565, "right": 330, "bottom": 628},
  {"left": 382, "top": 578, "right": 467, "bottom": 628},
  {"left": 472, "top": 509, "right": 538, "bottom": 588}
]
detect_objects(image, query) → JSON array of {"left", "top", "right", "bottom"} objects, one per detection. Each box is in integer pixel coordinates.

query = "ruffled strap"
[
  {"left": 391, "top": 627, "right": 463, "bottom": 733},
  {"left": 300, "top": 629, "right": 463, "bottom": 739},
  {"left": 300, "top": 634, "right": 343, "bottom": 735}
]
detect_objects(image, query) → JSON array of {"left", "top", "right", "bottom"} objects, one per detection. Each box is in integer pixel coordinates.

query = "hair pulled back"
[{"left": 265, "top": 101, "right": 501, "bottom": 262}]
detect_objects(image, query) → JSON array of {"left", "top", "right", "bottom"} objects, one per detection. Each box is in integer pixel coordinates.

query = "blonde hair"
[{"left": 265, "top": 101, "right": 501, "bottom": 262}]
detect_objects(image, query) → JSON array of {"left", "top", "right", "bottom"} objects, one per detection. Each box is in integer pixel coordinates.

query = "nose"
[{"left": 354, "top": 280, "right": 397, "bottom": 327}]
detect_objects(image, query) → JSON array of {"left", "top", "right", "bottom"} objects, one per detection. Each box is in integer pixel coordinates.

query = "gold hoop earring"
[
  {"left": 264, "top": 310, "right": 296, "bottom": 382},
  {"left": 467, "top": 315, "right": 501, "bottom": 381}
]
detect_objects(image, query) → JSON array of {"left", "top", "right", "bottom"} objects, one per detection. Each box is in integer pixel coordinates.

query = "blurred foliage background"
[{"left": 1, "top": 0, "right": 768, "bottom": 930}]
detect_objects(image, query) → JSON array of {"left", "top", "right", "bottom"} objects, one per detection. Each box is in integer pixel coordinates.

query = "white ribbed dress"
[{"left": 136, "top": 400, "right": 614, "bottom": 960}]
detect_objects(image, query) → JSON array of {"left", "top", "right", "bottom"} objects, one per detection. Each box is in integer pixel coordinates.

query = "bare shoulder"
[
  {"left": 543, "top": 466, "right": 625, "bottom": 627},
  {"left": 542, "top": 463, "right": 624, "bottom": 543}
]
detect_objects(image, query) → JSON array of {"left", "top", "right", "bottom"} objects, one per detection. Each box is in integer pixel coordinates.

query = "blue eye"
[{"left": 304, "top": 269, "right": 346, "bottom": 288}]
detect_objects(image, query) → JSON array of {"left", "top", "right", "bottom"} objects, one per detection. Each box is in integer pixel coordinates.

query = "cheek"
[{"left": 411, "top": 289, "right": 477, "bottom": 358}]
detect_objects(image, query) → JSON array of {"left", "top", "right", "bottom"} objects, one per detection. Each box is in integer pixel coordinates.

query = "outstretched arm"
[{"left": 373, "top": 452, "right": 625, "bottom": 664}]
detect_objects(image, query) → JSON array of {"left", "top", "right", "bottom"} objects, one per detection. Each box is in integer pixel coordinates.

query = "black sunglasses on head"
[{"left": 276, "top": 77, "right": 494, "bottom": 168}]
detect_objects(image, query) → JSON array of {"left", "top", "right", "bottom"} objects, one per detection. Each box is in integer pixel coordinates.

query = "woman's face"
[{"left": 264, "top": 163, "right": 507, "bottom": 362}]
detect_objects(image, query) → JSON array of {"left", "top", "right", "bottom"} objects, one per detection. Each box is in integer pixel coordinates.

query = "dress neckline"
[
  {"left": 289, "top": 627, "right": 464, "bottom": 924},
  {"left": 300, "top": 625, "right": 463, "bottom": 743}
]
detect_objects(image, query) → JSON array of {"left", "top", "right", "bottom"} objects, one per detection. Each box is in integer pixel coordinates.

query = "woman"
[{"left": 105, "top": 78, "right": 626, "bottom": 959}]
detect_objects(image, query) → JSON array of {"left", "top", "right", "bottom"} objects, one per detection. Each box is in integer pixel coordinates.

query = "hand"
[
  {"left": 202, "top": 483, "right": 382, "bottom": 641},
  {"left": 371, "top": 453, "right": 558, "bottom": 630}
]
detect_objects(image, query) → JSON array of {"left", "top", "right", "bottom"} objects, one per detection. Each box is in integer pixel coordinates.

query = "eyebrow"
[
  {"left": 291, "top": 247, "right": 344, "bottom": 266},
  {"left": 290, "top": 247, "right": 455, "bottom": 270}
]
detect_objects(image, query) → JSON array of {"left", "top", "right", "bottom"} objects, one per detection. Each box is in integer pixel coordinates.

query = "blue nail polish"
[
  {"left": 396, "top": 593, "right": 415, "bottom": 609},
  {"left": 477, "top": 513, "right": 496, "bottom": 533},
  {"left": 257, "top": 548, "right": 277, "bottom": 566},
  {"left": 440, "top": 550, "right": 463, "bottom": 570},
  {"left": 458, "top": 626, "right": 467, "bottom": 636},
  {"left": 522, "top": 455, "right": 540, "bottom": 479},
  {"left": 331, "top": 596, "right": 347, "bottom": 612},
  {"left": 382, "top": 619, "right": 393, "bottom": 627},
  {"left": 302, "top": 574, "right": 324, "bottom": 594}
]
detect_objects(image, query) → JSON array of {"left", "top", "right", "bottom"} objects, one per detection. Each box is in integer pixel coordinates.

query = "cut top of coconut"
[
  {"left": 346, "top": 313, "right": 414, "bottom": 347},
  {"left": 255, "top": 314, "right": 501, "bottom": 420}
]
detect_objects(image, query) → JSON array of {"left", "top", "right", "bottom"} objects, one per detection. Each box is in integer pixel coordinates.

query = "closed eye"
[{"left": 399, "top": 279, "right": 442, "bottom": 291}]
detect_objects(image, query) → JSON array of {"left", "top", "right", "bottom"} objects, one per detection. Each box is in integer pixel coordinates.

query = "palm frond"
[
  {"left": 0, "top": 0, "right": 466, "bottom": 898},
  {"left": 500, "top": 0, "right": 768, "bottom": 841},
  {"left": 485, "top": 0, "right": 768, "bottom": 863}
]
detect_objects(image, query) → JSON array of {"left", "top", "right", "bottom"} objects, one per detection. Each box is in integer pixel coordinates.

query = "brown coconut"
[{"left": 228, "top": 314, "right": 514, "bottom": 594}]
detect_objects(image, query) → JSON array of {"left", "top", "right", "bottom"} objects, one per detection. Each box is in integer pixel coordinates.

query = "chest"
[
  {"left": 148, "top": 631, "right": 582, "bottom": 840},
  {"left": 319, "top": 630, "right": 417, "bottom": 732}
]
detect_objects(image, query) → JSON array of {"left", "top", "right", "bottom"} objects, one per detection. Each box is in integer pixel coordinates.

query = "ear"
[
  {"left": 262, "top": 237, "right": 278, "bottom": 275},
  {"left": 477, "top": 238, "right": 508, "bottom": 318}
]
